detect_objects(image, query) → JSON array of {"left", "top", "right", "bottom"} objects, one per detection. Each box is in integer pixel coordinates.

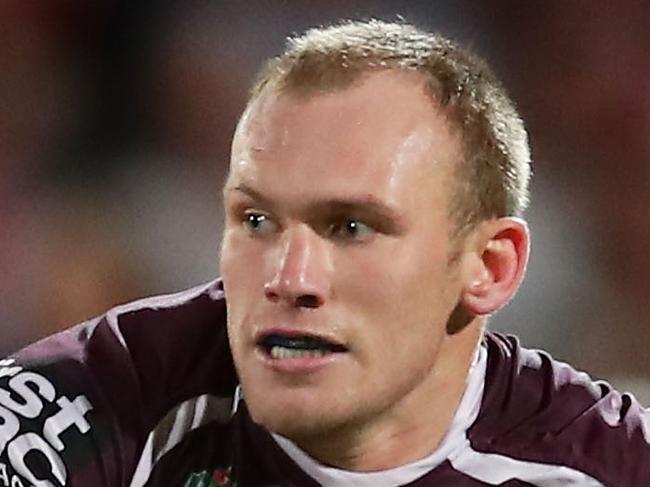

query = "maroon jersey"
[{"left": 1, "top": 280, "right": 649, "bottom": 486}]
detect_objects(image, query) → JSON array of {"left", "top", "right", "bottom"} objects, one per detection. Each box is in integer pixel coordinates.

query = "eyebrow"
[
  {"left": 226, "top": 183, "right": 407, "bottom": 233},
  {"left": 227, "top": 184, "right": 273, "bottom": 206}
]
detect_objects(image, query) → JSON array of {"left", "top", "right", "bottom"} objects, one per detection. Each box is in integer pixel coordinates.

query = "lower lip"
[{"left": 255, "top": 347, "right": 345, "bottom": 373}]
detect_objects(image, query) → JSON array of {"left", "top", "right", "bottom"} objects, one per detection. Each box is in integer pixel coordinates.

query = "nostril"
[
  {"left": 264, "top": 280, "right": 324, "bottom": 308},
  {"left": 264, "top": 291, "right": 280, "bottom": 302},
  {"left": 264, "top": 286, "right": 280, "bottom": 302},
  {"left": 295, "top": 294, "right": 322, "bottom": 309}
]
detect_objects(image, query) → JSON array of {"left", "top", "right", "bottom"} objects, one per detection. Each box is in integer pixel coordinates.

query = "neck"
[{"left": 293, "top": 319, "right": 485, "bottom": 472}]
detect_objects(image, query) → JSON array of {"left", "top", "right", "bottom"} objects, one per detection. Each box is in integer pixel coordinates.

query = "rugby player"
[{"left": 1, "top": 19, "right": 648, "bottom": 487}]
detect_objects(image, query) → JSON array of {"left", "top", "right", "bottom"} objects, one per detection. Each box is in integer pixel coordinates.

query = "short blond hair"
[{"left": 250, "top": 19, "right": 531, "bottom": 232}]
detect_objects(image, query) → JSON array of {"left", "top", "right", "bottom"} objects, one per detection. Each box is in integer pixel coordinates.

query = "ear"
[{"left": 460, "top": 217, "right": 530, "bottom": 316}]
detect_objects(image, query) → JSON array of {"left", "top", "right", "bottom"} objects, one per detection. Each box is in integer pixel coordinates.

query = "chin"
[{"left": 246, "top": 392, "right": 353, "bottom": 440}]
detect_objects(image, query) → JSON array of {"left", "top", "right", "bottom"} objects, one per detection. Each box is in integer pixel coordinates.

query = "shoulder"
[
  {"left": 1, "top": 279, "right": 235, "bottom": 487},
  {"left": 14, "top": 279, "right": 227, "bottom": 363},
  {"left": 10, "top": 278, "right": 234, "bottom": 404},
  {"left": 464, "top": 331, "right": 650, "bottom": 486}
]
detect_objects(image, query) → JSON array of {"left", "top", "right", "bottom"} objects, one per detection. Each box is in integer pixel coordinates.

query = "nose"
[{"left": 264, "top": 225, "right": 332, "bottom": 308}]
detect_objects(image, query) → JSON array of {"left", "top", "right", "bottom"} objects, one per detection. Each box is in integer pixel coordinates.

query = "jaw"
[
  {"left": 241, "top": 360, "right": 360, "bottom": 439},
  {"left": 248, "top": 319, "right": 485, "bottom": 472}
]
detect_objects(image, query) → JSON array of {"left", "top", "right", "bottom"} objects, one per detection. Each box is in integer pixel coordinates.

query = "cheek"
[
  {"left": 221, "top": 232, "right": 264, "bottom": 287},
  {"left": 337, "top": 242, "right": 452, "bottom": 346},
  {"left": 219, "top": 230, "right": 239, "bottom": 277},
  {"left": 222, "top": 234, "right": 261, "bottom": 365},
  {"left": 220, "top": 232, "right": 267, "bottom": 330},
  {"left": 339, "top": 240, "right": 449, "bottom": 305}
]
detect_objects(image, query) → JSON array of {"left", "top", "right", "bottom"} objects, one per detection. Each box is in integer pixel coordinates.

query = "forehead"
[{"left": 228, "top": 71, "right": 461, "bottom": 206}]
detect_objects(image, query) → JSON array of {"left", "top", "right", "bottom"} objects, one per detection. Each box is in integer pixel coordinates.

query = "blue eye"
[
  {"left": 329, "top": 219, "right": 374, "bottom": 241},
  {"left": 243, "top": 212, "right": 276, "bottom": 236}
]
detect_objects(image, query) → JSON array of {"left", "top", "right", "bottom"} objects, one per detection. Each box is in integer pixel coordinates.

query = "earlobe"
[{"left": 461, "top": 218, "right": 530, "bottom": 316}]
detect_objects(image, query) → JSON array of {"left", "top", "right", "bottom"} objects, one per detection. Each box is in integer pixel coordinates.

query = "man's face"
[{"left": 221, "top": 71, "right": 466, "bottom": 441}]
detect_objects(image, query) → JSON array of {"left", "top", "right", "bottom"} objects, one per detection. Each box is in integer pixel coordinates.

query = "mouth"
[{"left": 256, "top": 332, "right": 348, "bottom": 360}]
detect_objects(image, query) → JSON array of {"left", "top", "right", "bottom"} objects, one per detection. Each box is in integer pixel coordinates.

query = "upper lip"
[{"left": 254, "top": 327, "right": 348, "bottom": 351}]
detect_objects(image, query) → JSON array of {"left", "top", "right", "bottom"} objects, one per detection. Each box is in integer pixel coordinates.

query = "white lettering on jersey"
[
  {"left": 8, "top": 434, "right": 65, "bottom": 487},
  {"left": 0, "top": 408, "right": 19, "bottom": 454},
  {"left": 0, "top": 373, "right": 56, "bottom": 419},
  {"left": 0, "top": 463, "right": 8, "bottom": 485},
  {"left": 0, "top": 462, "right": 27, "bottom": 487},
  {"left": 0, "top": 361, "right": 22, "bottom": 381},
  {"left": 43, "top": 396, "right": 92, "bottom": 451},
  {"left": 0, "top": 359, "right": 94, "bottom": 487}
]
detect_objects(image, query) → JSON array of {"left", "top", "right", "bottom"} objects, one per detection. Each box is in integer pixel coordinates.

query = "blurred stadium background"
[{"left": 1, "top": 1, "right": 649, "bottom": 401}]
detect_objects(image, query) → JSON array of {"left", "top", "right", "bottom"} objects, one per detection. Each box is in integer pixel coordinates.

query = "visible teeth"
[{"left": 270, "top": 346, "right": 327, "bottom": 359}]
